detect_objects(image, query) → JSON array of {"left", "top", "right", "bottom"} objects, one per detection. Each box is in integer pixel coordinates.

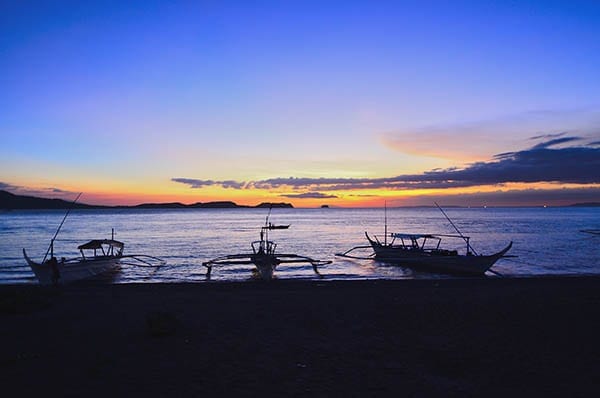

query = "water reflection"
[{"left": 0, "top": 207, "right": 599, "bottom": 284}]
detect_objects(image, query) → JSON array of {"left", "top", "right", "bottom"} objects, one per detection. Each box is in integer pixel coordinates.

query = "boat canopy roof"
[
  {"left": 77, "top": 239, "right": 124, "bottom": 250},
  {"left": 391, "top": 232, "right": 469, "bottom": 240},
  {"left": 391, "top": 233, "right": 439, "bottom": 239}
]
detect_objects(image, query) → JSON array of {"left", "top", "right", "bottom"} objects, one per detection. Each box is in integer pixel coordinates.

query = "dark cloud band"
[
  {"left": 172, "top": 138, "right": 600, "bottom": 193},
  {"left": 280, "top": 192, "right": 338, "bottom": 199}
]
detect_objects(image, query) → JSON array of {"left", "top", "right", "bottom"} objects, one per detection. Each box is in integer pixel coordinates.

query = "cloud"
[
  {"left": 171, "top": 178, "right": 246, "bottom": 189},
  {"left": 530, "top": 136, "right": 582, "bottom": 149},
  {"left": 379, "top": 108, "right": 600, "bottom": 160},
  {"left": 171, "top": 178, "right": 216, "bottom": 188},
  {"left": 530, "top": 132, "right": 567, "bottom": 140},
  {"left": 220, "top": 180, "right": 246, "bottom": 189},
  {"left": 0, "top": 182, "right": 18, "bottom": 191},
  {"left": 172, "top": 137, "right": 600, "bottom": 192},
  {"left": 280, "top": 192, "right": 338, "bottom": 199},
  {"left": 0, "top": 182, "right": 75, "bottom": 197},
  {"left": 395, "top": 187, "right": 600, "bottom": 207},
  {"left": 50, "top": 188, "right": 73, "bottom": 193}
]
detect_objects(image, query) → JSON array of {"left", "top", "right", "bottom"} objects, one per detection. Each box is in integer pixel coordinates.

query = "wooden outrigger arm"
[
  {"left": 335, "top": 245, "right": 376, "bottom": 260},
  {"left": 202, "top": 253, "right": 331, "bottom": 278}
]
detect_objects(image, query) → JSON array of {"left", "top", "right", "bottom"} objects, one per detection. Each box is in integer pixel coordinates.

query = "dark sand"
[{"left": 1, "top": 277, "right": 599, "bottom": 397}]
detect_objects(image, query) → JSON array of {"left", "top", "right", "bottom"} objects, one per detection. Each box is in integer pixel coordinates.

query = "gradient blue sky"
[{"left": 1, "top": 0, "right": 599, "bottom": 206}]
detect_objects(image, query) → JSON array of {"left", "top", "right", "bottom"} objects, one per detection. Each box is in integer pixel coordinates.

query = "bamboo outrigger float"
[
  {"left": 202, "top": 210, "right": 331, "bottom": 280},
  {"left": 336, "top": 202, "right": 513, "bottom": 276}
]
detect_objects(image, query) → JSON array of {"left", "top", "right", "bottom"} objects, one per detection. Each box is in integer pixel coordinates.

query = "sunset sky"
[{"left": 1, "top": 1, "right": 599, "bottom": 207}]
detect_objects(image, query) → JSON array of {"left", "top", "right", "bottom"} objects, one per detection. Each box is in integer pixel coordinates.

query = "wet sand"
[{"left": 1, "top": 277, "right": 598, "bottom": 396}]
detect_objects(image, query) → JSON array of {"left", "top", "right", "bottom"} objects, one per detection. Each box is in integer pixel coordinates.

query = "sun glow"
[{"left": 1, "top": 2, "right": 598, "bottom": 209}]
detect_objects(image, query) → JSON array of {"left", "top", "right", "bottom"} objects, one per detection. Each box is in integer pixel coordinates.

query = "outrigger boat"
[
  {"left": 202, "top": 211, "right": 331, "bottom": 280},
  {"left": 23, "top": 193, "right": 164, "bottom": 285},
  {"left": 336, "top": 203, "right": 513, "bottom": 276},
  {"left": 24, "top": 233, "right": 125, "bottom": 285}
]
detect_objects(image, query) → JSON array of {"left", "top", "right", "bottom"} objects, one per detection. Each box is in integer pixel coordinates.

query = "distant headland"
[
  {"left": 0, "top": 190, "right": 293, "bottom": 210},
  {"left": 2, "top": 190, "right": 599, "bottom": 209},
  {"left": 569, "top": 202, "right": 600, "bottom": 207}
]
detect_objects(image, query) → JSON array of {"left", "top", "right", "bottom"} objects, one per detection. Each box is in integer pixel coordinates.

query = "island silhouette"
[{"left": 0, "top": 190, "right": 293, "bottom": 209}]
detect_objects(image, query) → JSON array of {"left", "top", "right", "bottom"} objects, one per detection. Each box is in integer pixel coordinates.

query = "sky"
[{"left": 1, "top": 0, "right": 599, "bottom": 207}]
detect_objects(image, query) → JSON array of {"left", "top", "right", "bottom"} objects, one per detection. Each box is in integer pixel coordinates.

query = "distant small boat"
[
  {"left": 265, "top": 223, "right": 290, "bottom": 230},
  {"left": 580, "top": 229, "right": 600, "bottom": 235},
  {"left": 203, "top": 210, "right": 330, "bottom": 280},
  {"left": 24, "top": 237, "right": 124, "bottom": 285}
]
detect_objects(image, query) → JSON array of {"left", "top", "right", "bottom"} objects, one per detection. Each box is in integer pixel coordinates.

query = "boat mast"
[
  {"left": 42, "top": 192, "right": 82, "bottom": 263},
  {"left": 384, "top": 201, "right": 387, "bottom": 246},
  {"left": 434, "top": 202, "right": 478, "bottom": 255},
  {"left": 264, "top": 205, "right": 272, "bottom": 248}
]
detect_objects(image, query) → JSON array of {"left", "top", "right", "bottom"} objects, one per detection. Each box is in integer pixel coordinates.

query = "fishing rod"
[
  {"left": 42, "top": 192, "right": 82, "bottom": 263},
  {"left": 434, "top": 201, "right": 478, "bottom": 256}
]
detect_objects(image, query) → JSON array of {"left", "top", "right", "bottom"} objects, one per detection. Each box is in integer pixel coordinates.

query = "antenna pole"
[
  {"left": 384, "top": 201, "right": 388, "bottom": 246},
  {"left": 264, "top": 205, "right": 273, "bottom": 244},
  {"left": 43, "top": 192, "right": 82, "bottom": 263},
  {"left": 434, "top": 202, "right": 477, "bottom": 255},
  {"left": 266, "top": 205, "right": 272, "bottom": 226}
]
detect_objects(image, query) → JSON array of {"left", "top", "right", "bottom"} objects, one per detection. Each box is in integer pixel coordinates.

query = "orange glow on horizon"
[{"left": 5, "top": 178, "right": 598, "bottom": 208}]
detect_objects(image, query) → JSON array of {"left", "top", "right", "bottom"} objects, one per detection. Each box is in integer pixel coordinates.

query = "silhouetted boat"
[
  {"left": 24, "top": 237, "right": 124, "bottom": 285},
  {"left": 336, "top": 203, "right": 512, "bottom": 276},
  {"left": 265, "top": 223, "right": 290, "bottom": 230},
  {"left": 203, "top": 210, "right": 330, "bottom": 280},
  {"left": 22, "top": 193, "right": 164, "bottom": 285},
  {"left": 580, "top": 229, "right": 600, "bottom": 235},
  {"left": 338, "top": 232, "right": 512, "bottom": 276}
]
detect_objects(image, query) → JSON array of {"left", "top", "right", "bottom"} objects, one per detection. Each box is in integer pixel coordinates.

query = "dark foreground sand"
[{"left": 1, "top": 277, "right": 599, "bottom": 397}]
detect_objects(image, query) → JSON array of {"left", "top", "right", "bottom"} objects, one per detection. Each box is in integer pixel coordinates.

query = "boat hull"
[
  {"left": 23, "top": 249, "right": 121, "bottom": 285},
  {"left": 251, "top": 254, "right": 279, "bottom": 280},
  {"left": 366, "top": 236, "right": 512, "bottom": 276}
]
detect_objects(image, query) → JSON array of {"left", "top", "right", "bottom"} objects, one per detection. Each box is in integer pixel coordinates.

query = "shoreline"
[{"left": 2, "top": 276, "right": 599, "bottom": 396}]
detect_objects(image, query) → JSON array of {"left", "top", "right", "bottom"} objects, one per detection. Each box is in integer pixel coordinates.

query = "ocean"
[{"left": 1, "top": 207, "right": 598, "bottom": 284}]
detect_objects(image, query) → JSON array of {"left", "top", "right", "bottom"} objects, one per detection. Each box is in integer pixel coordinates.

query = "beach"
[{"left": 1, "top": 277, "right": 598, "bottom": 396}]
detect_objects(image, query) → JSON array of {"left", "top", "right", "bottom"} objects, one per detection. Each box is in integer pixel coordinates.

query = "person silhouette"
[{"left": 48, "top": 256, "right": 60, "bottom": 285}]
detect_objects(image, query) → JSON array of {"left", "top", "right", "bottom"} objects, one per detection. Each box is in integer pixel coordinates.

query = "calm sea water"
[{"left": 0, "top": 207, "right": 598, "bottom": 284}]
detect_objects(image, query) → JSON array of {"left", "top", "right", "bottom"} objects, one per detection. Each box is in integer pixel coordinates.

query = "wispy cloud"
[
  {"left": 379, "top": 108, "right": 600, "bottom": 160},
  {"left": 396, "top": 187, "right": 600, "bottom": 207},
  {"left": 0, "top": 182, "right": 18, "bottom": 191},
  {"left": 530, "top": 135, "right": 582, "bottom": 149},
  {"left": 530, "top": 132, "right": 567, "bottom": 140},
  {"left": 50, "top": 188, "right": 73, "bottom": 193},
  {"left": 172, "top": 137, "right": 600, "bottom": 192},
  {"left": 171, "top": 178, "right": 246, "bottom": 189},
  {"left": 0, "top": 182, "right": 76, "bottom": 197},
  {"left": 280, "top": 192, "right": 338, "bottom": 199}
]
